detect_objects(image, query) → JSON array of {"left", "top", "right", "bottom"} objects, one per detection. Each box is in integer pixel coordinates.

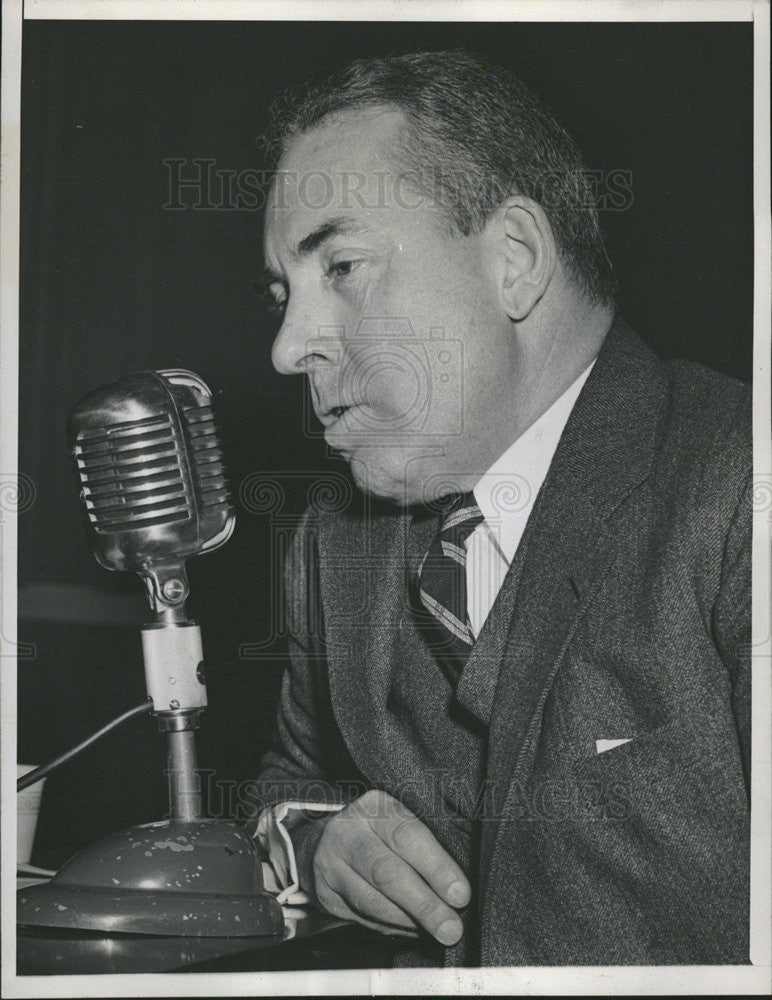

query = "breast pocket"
[
  {"left": 568, "top": 716, "right": 748, "bottom": 829},
  {"left": 540, "top": 653, "right": 668, "bottom": 773}
]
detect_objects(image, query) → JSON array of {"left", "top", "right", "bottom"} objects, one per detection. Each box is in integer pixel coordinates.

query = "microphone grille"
[
  {"left": 73, "top": 396, "right": 233, "bottom": 535},
  {"left": 181, "top": 401, "right": 233, "bottom": 516},
  {"left": 69, "top": 368, "right": 236, "bottom": 577},
  {"left": 74, "top": 412, "right": 192, "bottom": 533}
]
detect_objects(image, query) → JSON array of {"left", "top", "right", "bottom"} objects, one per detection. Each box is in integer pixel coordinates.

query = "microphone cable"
[{"left": 17, "top": 699, "right": 153, "bottom": 792}]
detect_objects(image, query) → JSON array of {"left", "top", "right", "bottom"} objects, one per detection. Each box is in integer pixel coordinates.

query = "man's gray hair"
[{"left": 263, "top": 49, "right": 617, "bottom": 305}]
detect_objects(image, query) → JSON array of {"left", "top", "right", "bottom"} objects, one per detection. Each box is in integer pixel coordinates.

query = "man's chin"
[
  {"left": 347, "top": 452, "right": 452, "bottom": 509},
  {"left": 348, "top": 454, "right": 412, "bottom": 507}
]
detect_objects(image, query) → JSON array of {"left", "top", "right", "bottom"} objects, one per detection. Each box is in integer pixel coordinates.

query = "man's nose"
[{"left": 271, "top": 302, "right": 341, "bottom": 375}]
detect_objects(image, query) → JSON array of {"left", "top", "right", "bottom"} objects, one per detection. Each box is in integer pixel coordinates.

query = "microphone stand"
[
  {"left": 17, "top": 566, "right": 284, "bottom": 938},
  {"left": 166, "top": 727, "right": 201, "bottom": 823},
  {"left": 142, "top": 588, "right": 207, "bottom": 825}
]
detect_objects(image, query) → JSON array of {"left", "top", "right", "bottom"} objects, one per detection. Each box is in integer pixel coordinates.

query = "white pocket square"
[{"left": 595, "top": 738, "right": 633, "bottom": 754}]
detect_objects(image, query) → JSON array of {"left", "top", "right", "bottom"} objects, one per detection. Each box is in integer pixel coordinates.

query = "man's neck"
[{"left": 511, "top": 299, "right": 614, "bottom": 439}]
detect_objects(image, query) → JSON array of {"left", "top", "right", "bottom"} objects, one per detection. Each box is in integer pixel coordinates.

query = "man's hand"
[{"left": 295, "top": 789, "right": 471, "bottom": 944}]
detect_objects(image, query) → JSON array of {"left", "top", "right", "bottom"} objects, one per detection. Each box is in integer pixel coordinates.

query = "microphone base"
[{"left": 17, "top": 819, "right": 284, "bottom": 938}]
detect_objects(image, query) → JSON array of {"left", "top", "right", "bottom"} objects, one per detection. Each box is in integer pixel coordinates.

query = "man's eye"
[
  {"left": 327, "top": 259, "right": 362, "bottom": 281},
  {"left": 257, "top": 281, "right": 287, "bottom": 315}
]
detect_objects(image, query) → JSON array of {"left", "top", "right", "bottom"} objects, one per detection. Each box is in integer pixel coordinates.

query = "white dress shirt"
[
  {"left": 466, "top": 360, "right": 595, "bottom": 636},
  {"left": 256, "top": 360, "right": 596, "bottom": 903}
]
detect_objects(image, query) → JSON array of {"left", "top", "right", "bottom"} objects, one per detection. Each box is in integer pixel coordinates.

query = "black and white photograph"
[{"left": 2, "top": 0, "right": 770, "bottom": 995}]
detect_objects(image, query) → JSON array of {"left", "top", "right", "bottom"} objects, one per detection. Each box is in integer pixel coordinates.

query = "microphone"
[
  {"left": 68, "top": 369, "right": 235, "bottom": 727},
  {"left": 67, "top": 369, "right": 235, "bottom": 613},
  {"left": 16, "top": 369, "right": 284, "bottom": 939}
]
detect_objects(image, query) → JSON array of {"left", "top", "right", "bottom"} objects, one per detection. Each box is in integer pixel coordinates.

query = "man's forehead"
[{"left": 267, "top": 105, "right": 405, "bottom": 211}]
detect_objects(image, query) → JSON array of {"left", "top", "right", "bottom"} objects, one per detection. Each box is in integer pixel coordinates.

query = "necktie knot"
[{"left": 439, "top": 492, "right": 484, "bottom": 541}]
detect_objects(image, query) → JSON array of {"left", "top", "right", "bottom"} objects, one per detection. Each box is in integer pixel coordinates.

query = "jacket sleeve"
[
  {"left": 251, "top": 508, "right": 367, "bottom": 819},
  {"left": 712, "top": 472, "right": 752, "bottom": 792}
]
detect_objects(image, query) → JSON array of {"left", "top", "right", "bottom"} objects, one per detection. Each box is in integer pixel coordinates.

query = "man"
[{"left": 253, "top": 51, "right": 751, "bottom": 966}]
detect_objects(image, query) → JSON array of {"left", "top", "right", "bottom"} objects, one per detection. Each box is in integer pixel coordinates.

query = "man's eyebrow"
[
  {"left": 256, "top": 218, "right": 371, "bottom": 288},
  {"left": 294, "top": 217, "right": 365, "bottom": 258}
]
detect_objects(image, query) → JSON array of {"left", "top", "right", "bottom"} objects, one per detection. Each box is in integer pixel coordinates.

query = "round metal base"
[{"left": 17, "top": 819, "right": 284, "bottom": 938}]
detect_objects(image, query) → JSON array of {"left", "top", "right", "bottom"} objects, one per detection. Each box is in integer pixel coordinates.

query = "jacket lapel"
[
  {"left": 479, "top": 318, "right": 666, "bottom": 880},
  {"left": 318, "top": 498, "right": 437, "bottom": 784}
]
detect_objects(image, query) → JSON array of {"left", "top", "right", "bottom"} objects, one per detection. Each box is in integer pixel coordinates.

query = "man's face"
[{"left": 263, "top": 107, "right": 517, "bottom": 504}]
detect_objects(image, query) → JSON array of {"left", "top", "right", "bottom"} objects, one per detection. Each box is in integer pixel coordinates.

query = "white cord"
[{"left": 16, "top": 862, "right": 55, "bottom": 877}]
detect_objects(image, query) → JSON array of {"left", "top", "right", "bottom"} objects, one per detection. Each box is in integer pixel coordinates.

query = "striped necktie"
[{"left": 415, "top": 492, "right": 484, "bottom": 684}]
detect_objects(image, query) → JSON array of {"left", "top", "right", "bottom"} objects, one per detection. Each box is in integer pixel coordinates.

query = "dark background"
[{"left": 18, "top": 20, "right": 753, "bottom": 867}]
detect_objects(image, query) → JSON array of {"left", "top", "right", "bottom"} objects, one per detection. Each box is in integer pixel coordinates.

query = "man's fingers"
[
  {"left": 329, "top": 862, "right": 419, "bottom": 935},
  {"left": 314, "top": 791, "right": 470, "bottom": 945},
  {"left": 369, "top": 808, "right": 471, "bottom": 909},
  {"left": 350, "top": 843, "right": 464, "bottom": 945}
]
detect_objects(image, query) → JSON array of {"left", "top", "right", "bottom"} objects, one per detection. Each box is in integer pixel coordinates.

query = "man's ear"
[{"left": 496, "top": 196, "right": 557, "bottom": 321}]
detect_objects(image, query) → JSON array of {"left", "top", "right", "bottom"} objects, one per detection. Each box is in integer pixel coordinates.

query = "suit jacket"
[{"left": 256, "top": 317, "right": 751, "bottom": 965}]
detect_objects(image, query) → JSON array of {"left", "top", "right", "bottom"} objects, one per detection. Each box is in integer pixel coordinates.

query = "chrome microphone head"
[{"left": 67, "top": 369, "right": 235, "bottom": 611}]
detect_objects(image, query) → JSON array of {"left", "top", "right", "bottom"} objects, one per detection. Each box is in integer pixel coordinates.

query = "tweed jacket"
[{"left": 256, "top": 317, "right": 751, "bottom": 965}]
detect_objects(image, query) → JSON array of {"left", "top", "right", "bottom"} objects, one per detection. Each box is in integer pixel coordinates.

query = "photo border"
[{"left": 2, "top": 1, "right": 769, "bottom": 996}]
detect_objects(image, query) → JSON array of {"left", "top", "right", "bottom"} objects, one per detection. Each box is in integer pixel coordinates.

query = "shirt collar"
[{"left": 472, "top": 360, "right": 596, "bottom": 564}]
